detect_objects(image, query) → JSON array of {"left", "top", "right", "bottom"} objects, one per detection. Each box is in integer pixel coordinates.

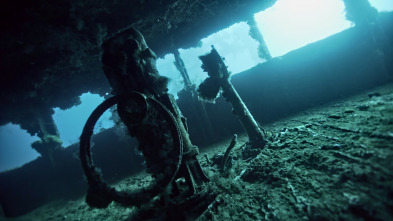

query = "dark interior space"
[{"left": 0, "top": 0, "right": 392, "bottom": 220}]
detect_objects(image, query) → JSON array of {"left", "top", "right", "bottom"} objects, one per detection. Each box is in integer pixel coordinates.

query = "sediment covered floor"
[{"left": 5, "top": 83, "right": 393, "bottom": 221}]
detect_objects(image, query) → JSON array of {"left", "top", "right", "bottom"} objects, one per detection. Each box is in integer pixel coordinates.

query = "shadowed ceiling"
[{"left": 0, "top": 0, "right": 276, "bottom": 132}]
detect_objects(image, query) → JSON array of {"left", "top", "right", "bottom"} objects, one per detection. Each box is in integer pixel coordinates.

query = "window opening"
[
  {"left": 52, "top": 92, "right": 114, "bottom": 147},
  {"left": 254, "top": 0, "right": 353, "bottom": 57},
  {"left": 156, "top": 22, "right": 263, "bottom": 98},
  {"left": 180, "top": 22, "right": 263, "bottom": 86},
  {"left": 156, "top": 53, "right": 184, "bottom": 98},
  {"left": 0, "top": 123, "right": 40, "bottom": 172},
  {"left": 368, "top": 0, "right": 393, "bottom": 12}
]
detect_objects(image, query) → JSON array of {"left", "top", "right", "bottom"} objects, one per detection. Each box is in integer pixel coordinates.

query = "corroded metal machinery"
[
  {"left": 79, "top": 28, "right": 215, "bottom": 220},
  {"left": 198, "top": 47, "right": 267, "bottom": 158}
]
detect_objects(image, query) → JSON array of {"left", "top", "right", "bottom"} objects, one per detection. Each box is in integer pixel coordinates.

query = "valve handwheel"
[{"left": 79, "top": 91, "right": 183, "bottom": 208}]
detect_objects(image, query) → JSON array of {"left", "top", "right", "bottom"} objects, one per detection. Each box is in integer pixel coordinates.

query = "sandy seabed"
[{"left": 3, "top": 83, "right": 393, "bottom": 221}]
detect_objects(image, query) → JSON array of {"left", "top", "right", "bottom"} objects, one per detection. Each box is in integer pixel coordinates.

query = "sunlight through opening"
[
  {"left": 369, "top": 0, "right": 393, "bottom": 12},
  {"left": 254, "top": 0, "right": 353, "bottom": 57},
  {"left": 156, "top": 22, "right": 263, "bottom": 97},
  {"left": 0, "top": 123, "right": 40, "bottom": 172},
  {"left": 156, "top": 54, "right": 184, "bottom": 99},
  {"left": 53, "top": 92, "right": 114, "bottom": 147}
]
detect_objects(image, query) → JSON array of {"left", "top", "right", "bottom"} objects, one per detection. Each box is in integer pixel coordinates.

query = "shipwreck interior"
[{"left": 1, "top": 0, "right": 393, "bottom": 220}]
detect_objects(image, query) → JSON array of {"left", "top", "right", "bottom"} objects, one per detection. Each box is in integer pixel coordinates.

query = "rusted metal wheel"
[{"left": 79, "top": 91, "right": 183, "bottom": 208}]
